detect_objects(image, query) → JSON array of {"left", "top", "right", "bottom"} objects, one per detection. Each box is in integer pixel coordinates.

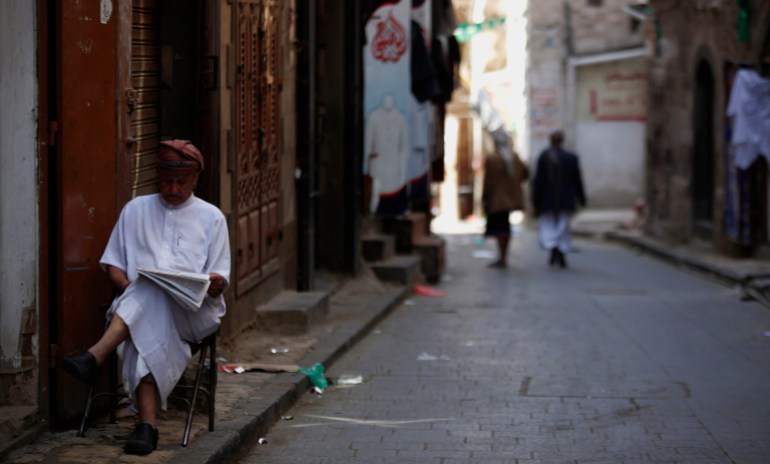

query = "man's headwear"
[{"left": 158, "top": 139, "right": 204, "bottom": 176}]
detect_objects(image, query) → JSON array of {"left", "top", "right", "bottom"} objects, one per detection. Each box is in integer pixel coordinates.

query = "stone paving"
[
  {"left": 5, "top": 224, "right": 770, "bottom": 463},
  {"left": 242, "top": 230, "right": 770, "bottom": 464}
]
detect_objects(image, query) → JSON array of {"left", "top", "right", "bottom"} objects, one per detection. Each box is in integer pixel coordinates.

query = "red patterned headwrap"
[{"left": 158, "top": 140, "right": 204, "bottom": 176}]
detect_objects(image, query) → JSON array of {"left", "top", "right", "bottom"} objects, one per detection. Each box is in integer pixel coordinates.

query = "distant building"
[{"left": 527, "top": 0, "right": 649, "bottom": 209}]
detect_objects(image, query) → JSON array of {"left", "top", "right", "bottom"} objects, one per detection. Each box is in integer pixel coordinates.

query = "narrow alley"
[
  {"left": 2, "top": 1, "right": 770, "bottom": 463},
  {"left": 240, "top": 229, "right": 770, "bottom": 464}
]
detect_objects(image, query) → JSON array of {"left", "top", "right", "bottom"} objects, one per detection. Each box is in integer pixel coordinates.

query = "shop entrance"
[{"left": 692, "top": 60, "right": 716, "bottom": 238}]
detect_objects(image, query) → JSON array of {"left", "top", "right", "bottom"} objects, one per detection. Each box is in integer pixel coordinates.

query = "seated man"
[{"left": 61, "top": 140, "right": 231, "bottom": 455}]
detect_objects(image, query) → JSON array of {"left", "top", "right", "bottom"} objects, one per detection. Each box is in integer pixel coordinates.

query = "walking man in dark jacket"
[{"left": 532, "top": 130, "right": 586, "bottom": 268}]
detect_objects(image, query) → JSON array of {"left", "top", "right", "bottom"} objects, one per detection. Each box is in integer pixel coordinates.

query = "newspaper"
[{"left": 137, "top": 268, "right": 211, "bottom": 312}]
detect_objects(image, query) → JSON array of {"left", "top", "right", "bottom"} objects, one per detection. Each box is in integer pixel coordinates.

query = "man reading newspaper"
[{"left": 60, "top": 140, "right": 230, "bottom": 455}]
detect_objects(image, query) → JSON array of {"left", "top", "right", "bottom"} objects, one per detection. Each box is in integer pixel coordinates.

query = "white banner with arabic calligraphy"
[{"left": 363, "top": 0, "right": 411, "bottom": 216}]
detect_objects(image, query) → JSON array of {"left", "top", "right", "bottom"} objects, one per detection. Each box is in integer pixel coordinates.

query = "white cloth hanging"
[
  {"left": 727, "top": 69, "right": 770, "bottom": 169},
  {"left": 364, "top": 98, "right": 408, "bottom": 195}
]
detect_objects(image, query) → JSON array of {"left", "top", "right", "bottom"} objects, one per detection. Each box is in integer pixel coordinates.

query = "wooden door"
[
  {"left": 234, "top": 0, "right": 283, "bottom": 295},
  {"left": 53, "top": 0, "right": 123, "bottom": 422}
]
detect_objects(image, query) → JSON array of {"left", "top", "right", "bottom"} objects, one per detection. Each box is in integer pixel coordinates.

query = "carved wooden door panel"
[{"left": 234, "top": 0, "right": 282, "bottom": 294}]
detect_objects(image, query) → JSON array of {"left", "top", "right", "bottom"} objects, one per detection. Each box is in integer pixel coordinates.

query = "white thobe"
[
  {"left": 100, "top": 193, "right": 230, "bottom": 408},
  {"left": 538, "top": 212, "right": 572, "bottom": 253}
]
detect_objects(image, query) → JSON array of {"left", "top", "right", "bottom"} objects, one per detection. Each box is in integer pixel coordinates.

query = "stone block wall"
[
  {"left": 528, "top": 0, "right": 646, "bottom": 159},
  {"left": 645, "top": 0, "right": 770, "bottom": 248},
  {"left": 569, "top": 0, "right": 645, "bottom": 55}
]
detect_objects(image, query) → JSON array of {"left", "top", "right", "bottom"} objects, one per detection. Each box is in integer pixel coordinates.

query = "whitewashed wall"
[
  {"left": 0, "top": 2, "right": 38, "bottom": 373},
  {"left": 575, "top": 121, "right": 645, "bottom": 208},
  {"left": 569, "top": 55, "right": 648, "bottom": 207}
]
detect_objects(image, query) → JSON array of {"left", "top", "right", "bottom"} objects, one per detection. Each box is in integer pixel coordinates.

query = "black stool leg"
[
  {"left": 77, "top": 385, "right": 96, "bottom": 437},
  {"left": 109, "top": 351, "right": 119, "bottom": 424},
  {"left": 208, "top": 337, "right": 217, "bottom": 432},
  {"left": 182, "top": 342, "right": 208, "bottom": 447}
]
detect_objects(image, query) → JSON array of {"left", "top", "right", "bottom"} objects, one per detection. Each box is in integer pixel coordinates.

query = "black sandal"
[{"left": 124, "top": 422, "right": 159, "bottom": 455}]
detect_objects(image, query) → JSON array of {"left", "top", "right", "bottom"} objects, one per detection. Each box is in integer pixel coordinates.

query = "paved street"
[{"left": 241, "top": 229, "right": 770, "bottom": 464}]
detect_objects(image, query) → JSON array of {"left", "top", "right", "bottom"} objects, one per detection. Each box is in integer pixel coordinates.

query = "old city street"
[{"left": 241, "top": 229, "right": 770, "bottom": 464}]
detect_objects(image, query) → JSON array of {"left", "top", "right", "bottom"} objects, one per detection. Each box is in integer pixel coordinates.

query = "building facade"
[
  {"left": 645, "top": 0, "right": 770, "bottom": 253},
  {"left": 528, "top": 0, "right": 649, "bottom": 208},
  {"left": 0, "top": 0, "right": 39, "bottom": 437},
  {"left": 0, "top": 0, "right": 371, "bottom": 448}
]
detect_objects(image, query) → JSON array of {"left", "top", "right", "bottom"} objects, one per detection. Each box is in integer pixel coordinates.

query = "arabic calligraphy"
[{"left": 371, "top": 12, "right": 407, "bottom": 63}]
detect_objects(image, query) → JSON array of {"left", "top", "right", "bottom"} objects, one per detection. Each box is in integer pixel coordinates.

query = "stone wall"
[
  {"left": 645, "top": 0, "right": 770, "bottom": 248},
  {"left": 569, "top": 0, "right": 645, "bottom": 55},
  {"left": 528, "top": 0, "right": 645, "bottom": 151},
  {"left": 0, "top": 1, "right": 38, "bottom": 408}
]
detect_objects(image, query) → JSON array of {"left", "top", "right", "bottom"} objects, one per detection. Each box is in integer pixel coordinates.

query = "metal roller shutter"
[{"left": 130, "top": 0, "right": 161, "bottom": 197}]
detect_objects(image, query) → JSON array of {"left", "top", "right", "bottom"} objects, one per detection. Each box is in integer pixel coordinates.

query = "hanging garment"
[
  {"left": 727, "top": 69, "right": 770, "bottom": 169},
  {"left": 407, "top": 94, "right": 431, "bottom": 202},
  {"left": 411, "top": 20, "right": 441, "bottom": 103},
  {"left": 365, "top": 100, "right": 408, "bottom": 196}
]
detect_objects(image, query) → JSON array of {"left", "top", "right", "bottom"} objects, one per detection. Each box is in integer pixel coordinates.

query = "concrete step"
[
  {"left": 380, "top": 212, "right": 428, "bottom": 253},
  {"left": 413, "top": 235, "right": 446, "bottom": 284},
  {"left": 256, "top": 290, "right": 330, "bottom": 335},
  {"left": 0, "top": 406, "right": 43, "bottom": 461},
  {"left": 360, "top": 215, "right": 382, "bottom": 235},
  {"left": 370, "top": 255, "right": 423, "bottom": 286},
  {"left": 361, "top": 233, "right": 396, "bottom": 262}
]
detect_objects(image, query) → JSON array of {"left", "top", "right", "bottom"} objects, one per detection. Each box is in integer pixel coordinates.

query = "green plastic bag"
[{"left": 299, "top": 363, "right": 328, "bottom": 389}]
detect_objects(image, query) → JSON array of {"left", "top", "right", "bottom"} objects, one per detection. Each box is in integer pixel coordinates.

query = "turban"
[{"left": 158, "top": 139, "right": 204, "bottom": 175}]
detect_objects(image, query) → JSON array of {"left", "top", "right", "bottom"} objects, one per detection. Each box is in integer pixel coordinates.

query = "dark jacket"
[{"left": 532, "top": 147, "right": 586, "bottom": 215}]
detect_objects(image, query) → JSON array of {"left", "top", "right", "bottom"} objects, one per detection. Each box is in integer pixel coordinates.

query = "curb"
[
  {"left": 0, "top": 423, "right": 47, "bottom": 462},
  {"left": 603, "top": 230, "right": 770, "bottom": 310},
  {"left": 574, "top": 226, "right": 770, "bottom": 310},
  {"left": 170, "top": 285, "right": 410, "bottom": 464},
  {"left": 603, "top": 230, "right": 749, "bottom": 286}
]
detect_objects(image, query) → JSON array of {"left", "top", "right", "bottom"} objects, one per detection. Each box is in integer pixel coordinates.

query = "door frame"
[{"left": 37, "top": 0, "right": 52, "bottom": 423}]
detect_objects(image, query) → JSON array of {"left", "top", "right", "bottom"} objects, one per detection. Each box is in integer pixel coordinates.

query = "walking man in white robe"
[
  {"left": 532, "top": 130, "right": 586, "bottom": 268},
  {"left": 61, "top": 139, "right": 230, "bottom": 455}
]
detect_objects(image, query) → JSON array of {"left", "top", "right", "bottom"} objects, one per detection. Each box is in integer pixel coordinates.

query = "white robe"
[
  {"left": 538, "top": 212, "right": 572, "bottom": 253},
  {"left": 100, "top": 193, "right": 230, "bottom": 408}
]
